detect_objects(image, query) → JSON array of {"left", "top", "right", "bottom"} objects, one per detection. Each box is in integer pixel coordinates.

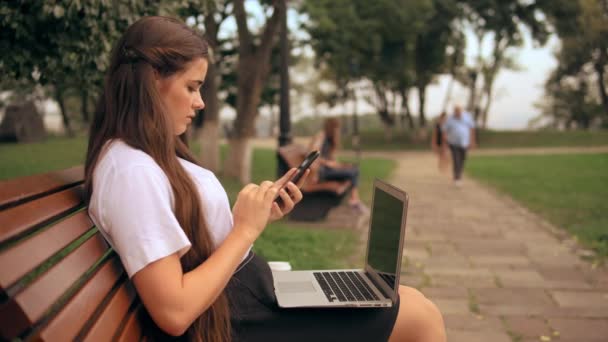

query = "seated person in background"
[{"left": 309, "top": 117, "right": 368, "bottom": 213}]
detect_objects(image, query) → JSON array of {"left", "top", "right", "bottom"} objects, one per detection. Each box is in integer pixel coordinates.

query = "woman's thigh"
[{"left": 389, "top": 286, "right": 446, "bottom": 342}]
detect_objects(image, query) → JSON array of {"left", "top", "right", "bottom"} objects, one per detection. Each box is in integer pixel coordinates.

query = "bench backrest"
[{"left": 0, "top": 167, "right": 145, "bottom": 341}]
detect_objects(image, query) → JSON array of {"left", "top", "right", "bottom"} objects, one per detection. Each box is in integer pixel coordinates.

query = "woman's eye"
[{"left": 188, "top": 87, "right": 196, "bottom": 92}]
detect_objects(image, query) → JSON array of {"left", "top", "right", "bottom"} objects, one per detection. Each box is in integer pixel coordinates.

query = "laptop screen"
[{"left": 366, "top": 184, "right": 404, "bottom": 291}]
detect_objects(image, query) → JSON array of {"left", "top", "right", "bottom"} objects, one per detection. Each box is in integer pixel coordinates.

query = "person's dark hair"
[{"left": 84, "top": 16, "right": 229, "bottom": 342}]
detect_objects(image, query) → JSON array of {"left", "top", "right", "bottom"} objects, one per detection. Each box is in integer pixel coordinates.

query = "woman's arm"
[{"left": 132, "top": 169, "right": 297, "bottom": 336}]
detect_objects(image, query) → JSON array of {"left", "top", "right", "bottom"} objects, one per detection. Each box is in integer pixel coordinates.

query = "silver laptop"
[{"left": 272, "top": 179, "right": 409, "bottom": 308}]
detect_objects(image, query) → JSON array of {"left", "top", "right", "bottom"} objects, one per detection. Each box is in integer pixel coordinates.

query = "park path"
[
  {"left": 250, "top": 137, "right": 608, "bottom": 340},
  {"left": 370, "top": 150, "right": 608, "bottom": 342}
]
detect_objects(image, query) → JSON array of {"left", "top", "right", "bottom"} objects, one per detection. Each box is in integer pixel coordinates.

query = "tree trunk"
[
  {"left": 225, "top": 58, "right": 264, "bottom": 183},
  {"left": 55, "top": 86, "right": 73, "bottom": 137},
  {"left": 225, "top": 137, "right": 252, "bottom": 184},
  {"left": 399, "top": 87, "right": 415, "bottom": 130},
  {"left": 198, "top": 60, "right": 221, "bottom": 173},
  {"left": 382, "top": 122, "right": 393, "bottom": 142},
  {"left": 227, "top": 0, "right": 281, "bottom": 184},
  {"left": 198, "top": 120, "right": 221, "bottom": 173},
  {"left": 467, "top": 71, "right": 478, "bottom": 113},
  {"left": 442, "top": 74, "right": 455, "bottom": 112},
  {"left": 81, "top": 89, "right": 89, "bottom": 124},
  {"left": 595, "top": 60, "right": 608, "bottom": 118},
  {"left": 417, "top": 83, "right": 427, "bottom": 127}
]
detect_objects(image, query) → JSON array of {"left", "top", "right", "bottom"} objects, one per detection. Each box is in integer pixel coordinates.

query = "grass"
[
  {"left": 0, "top": 137, "right": 395, "bottom": 269},
  {"left": 0, "top": 136, "right": 88, "bottom": 180},
  {"left": 339, "top": 128, "right": 608, "bottom": 151},
  {"left": 253, "top": 222, "right": 358, "bottom": 270},
  {"left": 467, "top": 153, "right": 608, "bottom": 259}
]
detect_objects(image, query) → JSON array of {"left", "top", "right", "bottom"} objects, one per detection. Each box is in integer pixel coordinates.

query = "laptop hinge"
[{"left": 365, "top": 271, "right": 391, "bottom": 299}]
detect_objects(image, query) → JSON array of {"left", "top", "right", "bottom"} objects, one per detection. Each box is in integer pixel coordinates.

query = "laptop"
[{"left": 272, "top": 179, "right": 409, "bottom": 308}]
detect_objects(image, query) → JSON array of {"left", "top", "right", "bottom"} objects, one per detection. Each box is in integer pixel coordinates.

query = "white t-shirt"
[{"left": 88, "top": 140, "right": 251, "bottom": 278}]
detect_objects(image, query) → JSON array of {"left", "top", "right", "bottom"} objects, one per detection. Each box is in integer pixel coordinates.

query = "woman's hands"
[
  {"left": 232, "top": 168, "right": 309, "bottom": 243},
  {"left": 269, "top": 168, "right": 309, "bottom": 222}
]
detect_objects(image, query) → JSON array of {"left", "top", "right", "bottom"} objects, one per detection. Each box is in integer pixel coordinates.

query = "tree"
[
  {"left": 459, "top": 0, "right": 549, "bottom": 128},
  {"left": 0, "top": 1, "right": 171, "bottom": 135},
  {"left": 303, "top": 0, "right": 434, "bottom": 137},
  {"left": 177, "top": 1, "right": 233, "bottom": 173},
  {"left": 413, "top": 0, "right": 461, "bottom": 127},
  {"left": 540, "top": 0, "right": 608, "bottom": 126},
  {"left": 223, "top": 0, "right": 282, "bottom": 183}
]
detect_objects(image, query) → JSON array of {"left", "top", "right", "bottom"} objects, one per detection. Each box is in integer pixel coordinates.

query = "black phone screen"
[
  {"left": 291, "top": 150, "right": 320, "bottom": 184},
  {"left": 275, "top": 150, "right": 320, "bottom": 205}
]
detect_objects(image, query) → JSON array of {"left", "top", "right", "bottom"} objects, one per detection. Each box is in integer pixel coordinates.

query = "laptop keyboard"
[{"left": 313, "top": 271, "right": 381, "bottom": 302}]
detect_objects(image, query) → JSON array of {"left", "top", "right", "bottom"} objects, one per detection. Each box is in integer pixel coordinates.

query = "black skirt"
[{"left": 226, "top": 252, "right": 400, "bottom": 342}]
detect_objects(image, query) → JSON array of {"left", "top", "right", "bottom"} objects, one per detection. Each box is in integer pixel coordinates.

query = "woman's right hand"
[{"left": 231, "top": 168, "right": 297, "bottom": 243}]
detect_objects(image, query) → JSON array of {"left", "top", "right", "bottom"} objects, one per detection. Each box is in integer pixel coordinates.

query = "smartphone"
[
  {"left": 276, "top": 150, "right": 320, "bottom": 205},
  {"left": 291, "top": 150, "right": 320, "bottom": 184}
]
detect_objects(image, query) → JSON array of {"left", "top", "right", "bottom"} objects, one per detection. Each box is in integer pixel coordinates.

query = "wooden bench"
[
  {"left": 277, "top": 144, "right": 352, "bottom": 221},
  {"left": 0, "top": 167, "right": 149, "bottom": 341}
]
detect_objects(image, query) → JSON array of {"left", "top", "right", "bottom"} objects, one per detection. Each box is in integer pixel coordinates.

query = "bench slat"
[
  {"left": 0, "top": 166, "right": 83, "bottom": 210},
  {"left": 35, "top": 256, "right": 124, "bottom": 341},
  {"left": 116, "top": 303, "right": 144, "bottom": 342},
  {"left": 0, "top": 211, "right": 93, "bottom": 289},
  {"left": 0, "top": 232, "right": 109, "bottom": 340},
  {"left": 82, "top": 281, "right": 138, "bottom": 342},
  {"left": 0, "top": 186, "right": 84, "bottom": 246}
]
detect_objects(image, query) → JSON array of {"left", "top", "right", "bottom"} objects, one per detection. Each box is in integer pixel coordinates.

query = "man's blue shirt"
[{"left": 442, "top": 112, "right": 475, "bottom": 148}]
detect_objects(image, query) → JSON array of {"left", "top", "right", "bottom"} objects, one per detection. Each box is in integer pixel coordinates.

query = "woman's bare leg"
[{"left": 389, "top": 286, "right": 446, "bottom": 342}]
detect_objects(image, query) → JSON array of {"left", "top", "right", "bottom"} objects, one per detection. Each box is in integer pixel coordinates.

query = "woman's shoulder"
[{"left": 97, "top": 139, "right": 165, "bottom": 178}]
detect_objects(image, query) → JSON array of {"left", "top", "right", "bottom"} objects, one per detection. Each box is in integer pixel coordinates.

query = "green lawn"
[
  {"left": 339, "top": 128, "right": 608, "bottom": 151},
  {"left": 467, "top": 153, "right": 608, "bottom": 259},
  {"left": 0, "top": 137, "right": 395, "bottom": 269}
]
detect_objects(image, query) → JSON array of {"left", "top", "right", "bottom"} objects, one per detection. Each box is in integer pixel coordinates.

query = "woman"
[
  {"left": 431, "top": 112, "right": 449, "bottom": 174},
  {"left": 309, "top": 118, "right": 368, "bottom": 213},
  {"left": 85, "top": 16, "right": 445, "bottom": 342}
]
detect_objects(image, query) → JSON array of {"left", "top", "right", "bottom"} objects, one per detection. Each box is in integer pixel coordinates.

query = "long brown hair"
[{"left": 84, "top": 16, "right": 230, "bottom": 342}]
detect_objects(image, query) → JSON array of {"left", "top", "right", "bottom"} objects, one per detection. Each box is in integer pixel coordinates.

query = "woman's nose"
[{"left": 194, "top": 92, "right": 205, "bottom": 110}]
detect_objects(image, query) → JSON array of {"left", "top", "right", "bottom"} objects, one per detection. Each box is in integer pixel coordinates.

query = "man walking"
[{"left": 442, "top": 105, "right": 476, "bottom": 186}]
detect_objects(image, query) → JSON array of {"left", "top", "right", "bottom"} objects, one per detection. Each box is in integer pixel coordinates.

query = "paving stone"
[
  {"left": 403, "top": 247, "right": 429, "bottom": 260},
  {"left": 372, "top": 151, "right": 608, "bottom": 341},
  {"left": 503, "top": 316, "right": 552, "bottom": 338},
  {"left": 494, "top": 270, "right": 547, "bottom": 287},
  {"left": 455, "top": 239, "right": 527, "bottom": 256},
  {"left": 443, "top": 314, "right": 503, "bottom": 331},
  {"left": 430, "top": 274, "right": 497, "bottom": 288},
  {"left": 423, "top": 266, "right": 493, "bottom": 277},
  {"left": 547, "top": 318, "right": 608, "bottom": 340},
  {"left": 550, "top": 291, "right": 608, "bottom": 308},
  {"left": 433, "top": 298, "right": 471, "bottom": 315},
  {"left": 446, "top": 329, "right": 511, "bottom": 342},
  {"left": 420, "top": 287, "right": 469, "bottom": 299},
  {"left": 479, "top": 304, "right": 556, "bottom": 316},
  {"left": 473, "top": 288, "right": 555, "bottom": 306},
  {"left": 419, "top": 256, "right": 472, "bottom": 269},
  {"left": 471, "top": 255, "right": 531, "bottom": 268}
]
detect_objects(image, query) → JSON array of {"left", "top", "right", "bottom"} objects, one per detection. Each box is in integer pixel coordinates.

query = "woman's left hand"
[{"left": 269, "top": 169, "right": 309, "bottom": 222}]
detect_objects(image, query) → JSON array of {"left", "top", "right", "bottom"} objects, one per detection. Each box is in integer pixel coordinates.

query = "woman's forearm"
[{"left": 136, "top": 226, "right": 254, "bottom": 336}]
